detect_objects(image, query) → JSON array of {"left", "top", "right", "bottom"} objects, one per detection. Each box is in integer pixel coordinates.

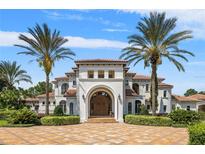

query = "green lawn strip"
[{"left": 0, "top": 120, "right": 34, "bottom": 127}]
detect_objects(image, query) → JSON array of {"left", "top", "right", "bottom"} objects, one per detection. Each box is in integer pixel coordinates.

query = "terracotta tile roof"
[
  {"left": 126, "top": 89, "right": 138, "bottom": 96},
  {"left": 64, "top": 88, "right": 77, "bottom": 97},
  {"left": 75, "top": 59, "right": 127, "bottom": 64},
  {"left": 22, "top": 97, "right": 39, "bottom": 102},
  {"left": 172, "top": 95, "right": 199, "bottom": 102},
  {"left": 37, "top": 92, "right": 54, "bottom": 98},
  {"left": 133, "top": 74, "right": 165, "bottom": 81},
  {"left": 126, "top": 72, "right": 136, "bottom": 77},
  {"left": 158, "top": 83, "right": 173, "bottom": 88},
  {"left": 187, "top": 94, "right": 205, "bottom": 101},
  {"left": 54, "top": 76, "right": 69, "bottom": 81}
]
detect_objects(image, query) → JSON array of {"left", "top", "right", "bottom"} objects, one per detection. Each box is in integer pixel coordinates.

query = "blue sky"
[{"left": 0, "top": 9, "right": 205, "bottom": 95}]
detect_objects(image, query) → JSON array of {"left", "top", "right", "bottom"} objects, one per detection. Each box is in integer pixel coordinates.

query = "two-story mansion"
[{"left": 27, "top": 59, "right": 175, "bottom": 123}]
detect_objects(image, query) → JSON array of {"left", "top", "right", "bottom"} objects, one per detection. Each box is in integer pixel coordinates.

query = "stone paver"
[{"left": 0, "top": 123, "right": 188, "bottom": 145}]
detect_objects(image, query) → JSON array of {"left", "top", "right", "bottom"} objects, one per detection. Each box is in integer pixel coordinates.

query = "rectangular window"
[
  {"left": 146, "top": 84, "right": 149, "bottom": 92},
  {"left": 163, "top": 90, "right": 167, "bottom": 98},
  {"left": 125, "top": 80, "right": 129, "bottom": 86},
  {"left": 163, "top": 105, "right": 167, "bottom": 112},
  {"left": 187, "top": 106, "right": 190, "bottom": 111},
  {"left": 98, "top": 70, "right": 104, "bottom": 78},
  {"left": 73, "top": 80, "right": 76, "bottom": 86},
  {"left": 108, "top": 70, "right": 115, "bottom": 78},
  {"left": 88, "top": 70, "right": 94, "bottom": 78},
  {"left": 147, "top": 105, "right": 150, "bottom": 110}
]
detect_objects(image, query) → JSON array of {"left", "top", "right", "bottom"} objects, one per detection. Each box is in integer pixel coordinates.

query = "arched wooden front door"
[{"left": 90, "top": 91, "right": 112, "bottom": 116}]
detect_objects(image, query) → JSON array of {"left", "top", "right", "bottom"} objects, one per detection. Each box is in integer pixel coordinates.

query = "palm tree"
[
  {"left": 0, "top": 61, "right": 32, "bottom": 89},
  {"left": 15, "top": 23, "right": 75, "bottom": 115},
  {"left": 120, "top": 12, "right": 194, "bottom": 115}
]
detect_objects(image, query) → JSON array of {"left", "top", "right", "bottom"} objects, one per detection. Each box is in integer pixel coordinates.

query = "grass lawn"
[{"left": 0, "top": 119, "right": 34, "bottom": 127}]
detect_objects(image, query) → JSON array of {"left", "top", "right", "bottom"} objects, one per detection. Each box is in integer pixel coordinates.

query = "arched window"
[
  {"left": 61, "top": 83, "right": 69, "bottom": 94},
  {"left": 70, "top": 102, "right": 74, "bottom": 115},
  {"left": 128, "top": 102, "right": 132, "bottom": 114},
  {"left": 132, "top": 83, "right": 139, "bottom": 95},
  {"left": 135, "top": 100, "right": 141, "bottom": 114},
  {"left": 60, "top": 100, "right": 66, "bottom": 113}
]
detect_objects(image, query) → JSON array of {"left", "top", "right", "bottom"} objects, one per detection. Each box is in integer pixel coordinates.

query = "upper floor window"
[
  {"left": 125, "top": 80, "right": 129, "bottom": 86},
  {"left": 61, "top": 83, "right": 69, "bottom": 94},
  {"left": 146, "top": 84, "right": 149, "bottom": 92},
  {"left": 163, "top": 90, "right": 167, "bottom": 98},
  {"left": 132, "top": 83, "right": 139, "bottom": 95},
  {"left": 88, "top": 70, "right": 94, "bottom": 78},
  {"left": 108, "top": 70, "right": 115, "bottom": 78},
  {"left": 98, "top": 70, "right": 104, "bottom": 78},
  {"left": 73, "top": 80, "right": 76, "bottom": 86}
]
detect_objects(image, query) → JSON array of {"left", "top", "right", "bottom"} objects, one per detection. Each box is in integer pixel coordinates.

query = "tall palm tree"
[
  {"left": 120, "top": 12, "right": 194, "bottom": 115},
  {"left": 0, "top": 61, "right": 32, "bottom": 89},
  {"left": 15, "top": 23, "right": 75, "bottom": 115}
]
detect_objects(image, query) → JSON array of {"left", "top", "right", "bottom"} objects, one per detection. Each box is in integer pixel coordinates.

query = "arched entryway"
[{"left": 90, "top": 91, "right": 112, "bottom": 116}]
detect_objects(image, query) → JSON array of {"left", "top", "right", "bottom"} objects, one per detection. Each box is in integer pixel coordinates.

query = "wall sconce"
[
  {"left": 118, "top": 94, "right": 121, "bottom": 100},
  {"left": 82, "top": 94, "right": 85, "bottom": 100}
]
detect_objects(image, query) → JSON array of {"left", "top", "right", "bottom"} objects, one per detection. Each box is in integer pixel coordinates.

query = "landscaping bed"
[
  {"left": 125, "top": 115, "right": 172, "bottom": 126},
  {"left": 188, "top": 122, "right": 205, "bottom": 145},
  {"left": 41, "top": 116, "right": 80, "bottom": 126}
]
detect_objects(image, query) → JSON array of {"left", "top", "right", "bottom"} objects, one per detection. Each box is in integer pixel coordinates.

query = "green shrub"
[
  {"left": 41, "top": 116, "right": 80, "bottom": 125},
  {"left": 125, "top": 115, "right": 172, "bottom": 126},
  {"left": 168, "top": 109, "right": 200, "bottom": 125},
  {"left": 8, "top": 107, "right": 40, "bottom": 124},
  {"left": 0, "top": 109, "right": 15, "bottom": 120},
  {"left": 188, "top": 122, "right": 205, "bottom": 145},
  {"left": 139, "top": 104, "right": 149, "bottom": 115},
  {"left": 53, "top": 105, "right": 64, "bottom": 116}
]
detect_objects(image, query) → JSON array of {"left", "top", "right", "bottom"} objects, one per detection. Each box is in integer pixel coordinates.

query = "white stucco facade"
[{"left": 28, "top": 59, "right": 175, "bottom": 122}]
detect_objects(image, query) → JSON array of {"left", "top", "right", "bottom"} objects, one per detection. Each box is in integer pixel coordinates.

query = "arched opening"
[
  {"left": 132, "top": 83, "right": 139, "bottom": 95},
  {"left": 90, "top": 91, "right": 112, "bottom": 116},
  {"left": 198, "top": 105, "right": 205, "bottom": 112},
  {"left": 59, "top": 100, "right": 66, "bottom": 114},
  {"left": 61, "top": 83, "right": 69, "bottom": 94},
  {"left": 135, "top": 100, "right": 141, "bottom": 114},
  {"left": 70, "top": 102, "right": 74, "bottom": 115}
]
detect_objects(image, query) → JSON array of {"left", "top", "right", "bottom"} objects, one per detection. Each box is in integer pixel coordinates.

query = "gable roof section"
[
  {"left": 37, "top": 92, "right": 54, "bottom": 98},
  {"left": 133, "top": 74, "right": 165, "bottom": 81},
  {"left": 64, "top": 88, "right": 77, "bottom": 97},
  {"left": 158, "top": 83, "right": 173, "bottom": 88},
  {"left": 172, "top": 95, "right": 199, "bottom": 102},
  {"left": 187, "top": 94, "right": 205, "bottom": 101}
]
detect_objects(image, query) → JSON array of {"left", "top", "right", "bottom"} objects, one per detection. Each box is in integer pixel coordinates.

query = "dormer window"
[
  {"left": 98, "top": 70, "right": 104, "bottom": 78},
  {"left": 88, "top": 70, "right": 94, "bottom": 78},
  {"left": 61, "top": 83, "right": 69, "bottom": 94},
  {"left": 108, "top": 70, "right": 115, "bottom": 78}
]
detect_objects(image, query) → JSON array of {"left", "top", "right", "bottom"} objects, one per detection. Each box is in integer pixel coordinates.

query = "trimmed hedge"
[
  {"left": 0, "top": 109, "right": 15, "bottom": 120},
  {"left": 41, "top": 116, "right": 80, "bottom": 125},
  {"left": 53, "top": 105, "right": 64, "bottom": 116},
  {"left": 188, "top": 122, "right": 205, "bottom": 145},
  {"left": 7, "top": 107, "right": 40, "bottom": 124},
  {"left": 168, "top": 109, "right": 200, "bottom": 125},
  {"left": 125, "top": 115, "right": 172, "bottom": 126},
  {"left": 199, "top": 112, "right": 205, "bottom": 121}
]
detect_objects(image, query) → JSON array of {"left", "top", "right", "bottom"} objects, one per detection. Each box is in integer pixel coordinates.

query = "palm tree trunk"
[
  {"left": 151, "top": 63, "right": 158, "bottom": 116},
  {"left": 45, "top": 74, "right": 49, "bottom": 115}
]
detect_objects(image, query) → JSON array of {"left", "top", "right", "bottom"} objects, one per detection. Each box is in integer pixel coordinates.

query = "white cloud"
[
  {"left": 0, "top": 31, "right": 127, "bottom": 49},
  {"left": 42, "top": 10, "right": 126, "bottom": 28},
  {"left": 120, "top": 9, "right": 205, "bottom": 40},
  {"left": 102, "top": 28, "right": 129, "bottom": 32},
  {"left": 187, "top": 61, "right": 205, "bottom": 66}
]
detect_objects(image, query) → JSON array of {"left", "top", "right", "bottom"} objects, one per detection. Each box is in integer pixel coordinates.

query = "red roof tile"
[
  {"left": 75, "top": 59, "right": 127, "bottom": 64},
  {"left": 133, "top": 74, "right": 165, "bottom": 81},
  {"left": 126, "top": 89, "right": 138, "bottom": 96},
  {"left": 172, "top": 95, "right": 199, "bottom": 102},
  {"left": 187, "top": 94, "right": 205, "bottom": 101},
  {"left": 37, "top": 92, "right": 54, "bottom": 98},
  {"left": 158, "top": 83, "right": 173, "bottom": 88},
  {"left": 54, "top": 76, "right": 69, "bottom": 81},
  {"left": 64, "top": 88, "right": 77, "bottom": 97}
]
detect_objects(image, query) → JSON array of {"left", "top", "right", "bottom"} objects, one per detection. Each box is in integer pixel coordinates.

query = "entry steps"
[{"left": 87, "top": 117, "right": 118, "bottom": 123}]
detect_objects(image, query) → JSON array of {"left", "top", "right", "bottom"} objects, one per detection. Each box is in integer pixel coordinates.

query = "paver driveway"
[{"left": 0, "top": 123, "right": 188, "bottom": 145}]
